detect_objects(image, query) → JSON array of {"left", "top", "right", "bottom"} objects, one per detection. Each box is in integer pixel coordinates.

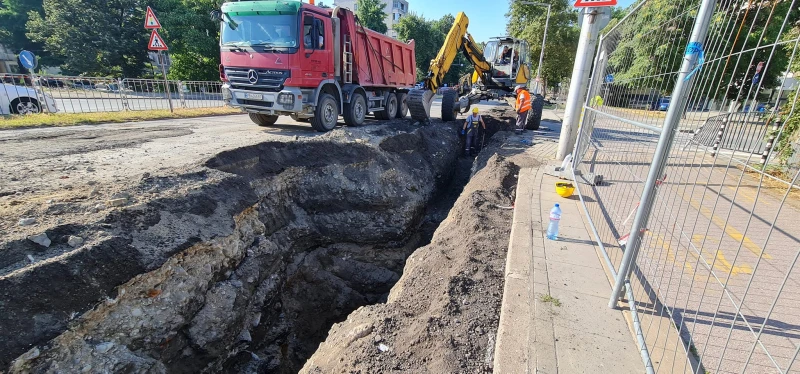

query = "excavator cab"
[{"left": 483, "top": 37, "right": 531, "bottom": 88}]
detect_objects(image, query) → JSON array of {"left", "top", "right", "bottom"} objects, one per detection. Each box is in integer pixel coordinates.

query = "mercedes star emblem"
[{"left": 247, "top": 69, "right": 258, "bottom": 84}]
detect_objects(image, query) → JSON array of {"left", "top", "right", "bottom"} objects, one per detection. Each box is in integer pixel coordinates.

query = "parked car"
[
  {"left": 38, "top": 77, "right": 66, "bottom": 88},
  {"left": 70, "top": 79, "right": 96, "bottom": 89},
  {"left": 656, "top": 96, "right": 671, "bottom": 111},
  {"left": 1, "top": 83, "right": 58, "bottom": 115}
]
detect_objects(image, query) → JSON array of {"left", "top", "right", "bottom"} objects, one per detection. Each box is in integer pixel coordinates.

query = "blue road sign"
[
  {"left": 18, "top": 50, "right": 37, "bottom": 70},
  {"left": 605, "top": 74, "right": 614, "bottom": 83}
]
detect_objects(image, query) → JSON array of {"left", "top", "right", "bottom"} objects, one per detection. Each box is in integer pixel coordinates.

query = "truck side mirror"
[{"left": 210, "top": 10, "right": 222, "bottom": 22}]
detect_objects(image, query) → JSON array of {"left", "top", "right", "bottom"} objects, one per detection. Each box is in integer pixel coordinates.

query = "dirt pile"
[
  {"left": 3, "top": 121, "right": 462, "bottom": 373},
  {"left": 301, "top": 152, "right": 519, "bottom": 374}
]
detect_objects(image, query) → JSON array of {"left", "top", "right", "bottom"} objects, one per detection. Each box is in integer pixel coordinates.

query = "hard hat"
[
  {"left": 515, "top": 85, "right": 526, "bottom": 92},
  {"left": 472, "top": 107, "right": 479, "bottom": 113}
]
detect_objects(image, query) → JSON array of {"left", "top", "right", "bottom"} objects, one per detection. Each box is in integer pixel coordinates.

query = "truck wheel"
[
  {"left": 311, "top": 93, "right": 339, "bottom": 132},
  {"left": 343, "top": 91, "right": 367, "bottom": 126},
  {"left": 525, "top": 94, "right": 544, "bottom": 130},
  {"left": 249, "top": 113, "right": 278, "bottom": 127},
  {"left": 395, "top": 92, "right": 408, "bottom": 118},
  {"left": 375, "top": 93, "right": 397, "bottom": 120}
]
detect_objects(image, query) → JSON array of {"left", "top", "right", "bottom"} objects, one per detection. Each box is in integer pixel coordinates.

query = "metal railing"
[
  {"left": 572, "top": 0, "right": 800, "bottom": 372},
  {"left": 1, "top": 74, "right": 224, "bottom": 116}
]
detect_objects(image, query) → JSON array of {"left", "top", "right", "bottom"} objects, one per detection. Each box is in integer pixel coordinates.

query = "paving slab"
[{"left": 493, "top": 130, "right": 643, "bottom": 373}]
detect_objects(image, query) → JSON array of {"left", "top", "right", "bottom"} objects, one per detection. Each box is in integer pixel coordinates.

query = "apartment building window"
[
  {"left": 354, "top": 3, "right": 358, "bottom": 10},
  {"left": 393, "top": 13, "right": 400, "bottom": 21}
]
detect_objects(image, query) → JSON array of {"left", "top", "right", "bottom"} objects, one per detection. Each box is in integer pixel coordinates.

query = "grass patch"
[
  {"left": 0, "top": 107, "right": 243, "bottom": 129},
  {"left": 539, "top": 294, "right": 562, "bottom": 307}
]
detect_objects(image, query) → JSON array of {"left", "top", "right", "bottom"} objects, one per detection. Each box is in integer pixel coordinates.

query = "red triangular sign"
[
  {"left": 148, "top": 30, "right": 169, "bottom": 51},
  {"left": 144, "top": 6, "right": 162, "bottom": 29},
  {"left": 574, "top": 0, "right": 617, "bottom": 7}
]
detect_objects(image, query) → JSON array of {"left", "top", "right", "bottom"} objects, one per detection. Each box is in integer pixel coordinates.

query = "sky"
[{"left": 409, "top": 0, "right": 637, "bottom": 43}]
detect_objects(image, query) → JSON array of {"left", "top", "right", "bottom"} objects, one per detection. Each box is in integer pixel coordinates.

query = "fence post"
[
  {"left": 761, "top": 118, "right": 780, "bottom": 166},
  {"left": 608, "top": 0, "right": 718, "bottom": 308},
  {"left": 711, "top": 114, "right": 728, "bottom": 157},
  {"left": 119, "top": 79, "right": 129, "bottom": 111}
]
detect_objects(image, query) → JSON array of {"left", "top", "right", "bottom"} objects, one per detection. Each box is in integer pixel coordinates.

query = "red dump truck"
[{"left": 214, "top": 1, "right": 417, "bottom": 132}]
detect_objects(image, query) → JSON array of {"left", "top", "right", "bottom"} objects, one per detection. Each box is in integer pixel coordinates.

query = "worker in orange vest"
[{"left": 514, "top": 85, "right": 531, "bottom": 132}]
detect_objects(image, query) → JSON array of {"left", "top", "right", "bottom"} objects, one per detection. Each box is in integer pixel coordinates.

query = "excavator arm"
[{"left": 408, "top": 12, "right": 494, "bottom": 122}]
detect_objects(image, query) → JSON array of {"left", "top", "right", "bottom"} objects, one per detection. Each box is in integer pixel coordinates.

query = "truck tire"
[
  {"left": 395, "top": 92, "right": 408, "bottom": 118},
  {"left": 525, "top": 94, "right": 544, "bottom": 130},
  {"left": 311, "top": 93, "right": 339, "bottom": 132},
  {"left": 441, "top": 89, "right": 458, "bottom": 122},
  {"left": 374, "top": 93, "right": 397, "bottom": 120},
  {"left": 343, "top": 91, "right": 367, "bottom": 126},
  {"left": 249, "top": 113, "right": 278, "bottom": 127}
]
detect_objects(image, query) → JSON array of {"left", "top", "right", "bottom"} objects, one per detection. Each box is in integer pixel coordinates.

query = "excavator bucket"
[{"left": 407, "top": 88, "right": 435, "bottom": 122}]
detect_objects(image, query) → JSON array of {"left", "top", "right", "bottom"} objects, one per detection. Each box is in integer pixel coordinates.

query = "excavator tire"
[
  {"left": 395, "top": 92, "right": 409, "bottom": 118},
  {"left": 408, "top": 89, "right": 435, "bottom": 122},
  {"left": 441, "top": 89, "right": 459, "bottom": 122},
  {"left": 374, "top": 93, "right": 398, "bottom": 120},
  {"left": 249, "top": 113, "right": 279, "bottom": 127},
  {"left": 525, "top": 94, "right": 544, "bottom": 130}
]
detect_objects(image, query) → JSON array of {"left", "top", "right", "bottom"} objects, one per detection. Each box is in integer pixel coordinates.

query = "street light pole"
[{"left": 517, "top": 1, "right": 552, "bottom": 94}]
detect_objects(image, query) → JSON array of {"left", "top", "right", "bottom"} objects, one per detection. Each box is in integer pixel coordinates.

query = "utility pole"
[
  {"left": 516, "top": 1, "right": 552, "bottom": 95},
  {"left": 556, "top": 8, "right": 600, "bottom": 161}
]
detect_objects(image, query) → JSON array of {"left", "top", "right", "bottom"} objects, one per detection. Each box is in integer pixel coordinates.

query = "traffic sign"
[
  {"left": 18, "top": 50, "right": 37, "bottom": 70},
  {"left": 144, "top": 6, "right": 162, "bottom": 29},
  {"left": 574, "top": 0, "right": 617, "bottom": 7},
  {"left": 148, "top": 30, "right": 169, "bottom": 50},
  {"left": 605, "top": 74, "right": 614, "bottom": 83}
]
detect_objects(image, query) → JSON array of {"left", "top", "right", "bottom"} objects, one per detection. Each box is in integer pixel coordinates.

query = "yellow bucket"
[{"left": 555, "top": 182, "right": 575, "bottom": 198}]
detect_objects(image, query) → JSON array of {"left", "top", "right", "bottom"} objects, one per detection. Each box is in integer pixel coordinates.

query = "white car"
[{"left": 0, "top": 83, "right": 58, "bottom": 115}]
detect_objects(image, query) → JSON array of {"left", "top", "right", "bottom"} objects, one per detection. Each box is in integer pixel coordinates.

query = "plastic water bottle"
[{"left": 546, "top": 204, "right": 562, "bottom": 240}]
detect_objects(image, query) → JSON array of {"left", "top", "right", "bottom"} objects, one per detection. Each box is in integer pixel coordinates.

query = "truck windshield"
[{"left": 221, "top": 14, "right": 298, "bottom": 48}]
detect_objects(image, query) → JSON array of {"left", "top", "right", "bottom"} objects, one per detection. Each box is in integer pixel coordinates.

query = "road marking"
[
  {"left": 682, "top": 195, "right": 771, "bottom": 260},
  {"left": 691, "top": 235, "right": 753, "bottom": 276}
]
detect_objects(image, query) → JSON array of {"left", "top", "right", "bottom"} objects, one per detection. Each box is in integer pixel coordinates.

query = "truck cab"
[{"left": 216, "top": 1, "right": 416, "bottom": 132}]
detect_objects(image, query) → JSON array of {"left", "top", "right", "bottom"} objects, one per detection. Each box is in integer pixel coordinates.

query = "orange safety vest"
[{"left": 516, "top": 90, "right": 531, "bottom": 113}]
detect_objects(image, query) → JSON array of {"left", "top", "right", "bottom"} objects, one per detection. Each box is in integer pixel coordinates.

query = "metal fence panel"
[
  {"left": 1, "top": 74, "right": 224, "bottom": 116},
  {"left": 572, "top": 0, "right": 800, "bottom": 372}
]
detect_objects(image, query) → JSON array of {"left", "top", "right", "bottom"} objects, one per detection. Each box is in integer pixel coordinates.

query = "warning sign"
[
  {"left": 148, "top": 30, "right": 169, "bottom": 51},
  {"left": 574, "top": 0, "right": 617, "bottom": 7},
  {"left": 144, "top": 6, "right": 162, "bottom": 29}
]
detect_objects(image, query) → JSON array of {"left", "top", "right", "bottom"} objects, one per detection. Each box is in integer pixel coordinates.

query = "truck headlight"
[{"left": 278, "top": 93, "right": 294, "bottom": 105}]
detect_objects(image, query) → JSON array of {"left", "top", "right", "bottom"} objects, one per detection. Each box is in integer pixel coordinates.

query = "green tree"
[
  {"left": 356, "top": 0, "right": 388, "bottom": 34},
  {"left": 0, "top": 0, "right": 61, "bottom": 70},
  {"left": 506, "top": 0, "right": 579, "bottom": 87},
  {"left": 155, "top": 0, "right": 219, "bottom": 81},
  {"left": 27, "top": 0, "right": 151, "bottom": 77},
  {"left": 395, "top": 12, "right": 438, "bottom": 80}
]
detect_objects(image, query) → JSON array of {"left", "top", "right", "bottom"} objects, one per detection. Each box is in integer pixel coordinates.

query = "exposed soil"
[
  {"left": 301, "top": 151, "right": 519, "bottom": 374},
  {"left": 3, "top": 102, "right": 522, "bottom": 374}
]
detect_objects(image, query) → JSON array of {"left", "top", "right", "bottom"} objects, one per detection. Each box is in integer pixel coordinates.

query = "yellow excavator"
[{"left": 407, "top": 12, "right": 533, "bottom": 123}]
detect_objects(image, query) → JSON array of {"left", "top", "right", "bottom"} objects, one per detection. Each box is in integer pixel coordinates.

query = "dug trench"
[{"left": 4, "top": 107, "right": 519, "bottom": 373}]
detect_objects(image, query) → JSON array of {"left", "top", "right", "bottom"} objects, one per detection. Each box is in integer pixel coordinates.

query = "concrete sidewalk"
[{"left": 492, "top": 114, "right": 643, "bottom": 373}]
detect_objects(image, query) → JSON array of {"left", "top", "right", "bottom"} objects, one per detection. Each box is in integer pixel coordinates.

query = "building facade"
[
  {"left": 333, "top": 0, "right": 408, "bottom": 38},
  {"left": 0, "top": 44, "right": 21, "bottom": 74}
]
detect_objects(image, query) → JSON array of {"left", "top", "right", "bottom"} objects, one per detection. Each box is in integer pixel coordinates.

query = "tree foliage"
[
  {"left": 395, "top": 12, "right": 472, "bottom": 83},
  {"left": 356, "top": 0, "right": 388, "bottom": 34},
  {"left": 25, "top": 0, "right": 218, "bottom": 79},
  {"left": 506, "top": 0, "right": 579, "bottom": 87},
  {"left": 27, "top": 0, "right": 151, "bottom": 77},
  {"left": 0, "top": 0, "right": 61, "bottom": 69},
  {"left": 606, "top": 0, "right": 797, "bottom": 102}
]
